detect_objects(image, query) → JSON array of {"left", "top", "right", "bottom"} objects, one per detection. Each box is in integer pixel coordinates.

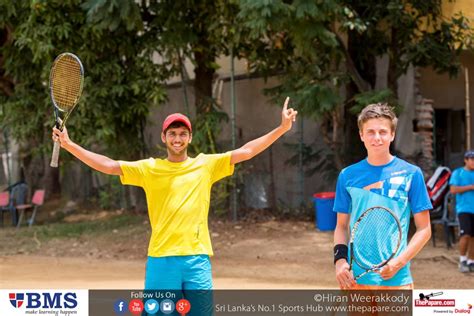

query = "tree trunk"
[
  {"left": 193, "top": 48, "right": 215, "bottom": 112},
  {"left": 343, "top": 82, "right": 367, "bottom": 164},
  {"left": 0, "top": 26, "right": 14, "bottom": 97},
  {"left": 387, "top": 63, "right": 399, "bottom": 99},
  {"left": 342, "top": 31, "right": 377, "bottom": 164},
  {"left": 42, "top": 159, "right": 61, "bottom": 198},
  {"left": 387, "top": 28, "right": 400, "bottom": 98}
]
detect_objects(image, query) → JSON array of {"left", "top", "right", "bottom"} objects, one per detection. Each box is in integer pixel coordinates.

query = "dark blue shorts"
[{"left": 458, "top": 212, "right": 474, "bottom": 237}]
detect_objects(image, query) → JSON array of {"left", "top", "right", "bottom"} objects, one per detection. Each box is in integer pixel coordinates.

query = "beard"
[{"left": 166, "top": 142, "right": 188, "bottom": 156}]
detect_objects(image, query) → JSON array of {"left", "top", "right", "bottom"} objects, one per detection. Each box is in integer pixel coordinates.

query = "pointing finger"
[{"left": 283, "top": 97, "right": 290, "bottom": 111}]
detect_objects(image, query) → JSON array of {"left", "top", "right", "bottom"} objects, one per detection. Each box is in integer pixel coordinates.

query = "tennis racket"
[
  {"left": 349, "top": 206, "right": 402, "bottom": 280},
  {"left": 49, "top": 53, "right": 84, "bottom": 168}
]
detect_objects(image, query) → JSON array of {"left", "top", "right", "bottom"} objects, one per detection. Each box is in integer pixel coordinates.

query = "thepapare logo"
[{"left": 8, "top": 292, "right": 78, "bottom": 309}]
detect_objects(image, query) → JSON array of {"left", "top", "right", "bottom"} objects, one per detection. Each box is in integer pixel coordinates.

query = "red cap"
[{"left": 162, "top": 113, "right": 192, "bottom": 133}]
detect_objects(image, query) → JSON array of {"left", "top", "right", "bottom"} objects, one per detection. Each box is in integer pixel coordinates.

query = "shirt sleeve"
[
  {"left": 408, "top": 167, "right": 433, "bottom": 214},
  {"left": 448, "top": 169, "right": 460, "bottom": 186},
  {"left": 206, "top": 152, "right": 235, "bottom": 183},
  {"left": 333, "top": 170, "right": 351, "bottom": 214},
  {"left": 118, "top": 159, "right": 149, "bottom": 187}
]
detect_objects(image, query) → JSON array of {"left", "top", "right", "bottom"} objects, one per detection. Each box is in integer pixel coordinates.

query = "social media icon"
[
  {"left": 114, "top": 299, "right": 128, "bottom": 314},
  {"left": 176, "top": 299, "right": 191, "bottom": 315},
  {"left": 160, "top": 299, "right": 175, "bottom": 314},
  {"left": 128, "top": 299, "right": 144, "bottom": 315},
  {"left": 144, "top": 299, "right": 159, "bottom": 314}
]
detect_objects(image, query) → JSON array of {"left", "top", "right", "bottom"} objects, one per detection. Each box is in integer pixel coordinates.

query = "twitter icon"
[{"left": 144, "top": 299, "right": 159, "bottom": 314}]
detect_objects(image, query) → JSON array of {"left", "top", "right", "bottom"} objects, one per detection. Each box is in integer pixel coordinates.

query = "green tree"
[
  {"left": 0, "top": 0, "right": 243, "bottom": 211},
  {"left": 84, "top": 0, "right": 250, "bottom": 154},
  {"left": 138, "top": 0, "right": 244, "bottom": 154},
  {"left": 238, "top": 0, "right": 473, "bottom": 172},
  {"left": 136, "top": 0, "right": 238, "bottom": 110},
  {"left": 0, "top": 0, "right": 166, "bottom": 197}
]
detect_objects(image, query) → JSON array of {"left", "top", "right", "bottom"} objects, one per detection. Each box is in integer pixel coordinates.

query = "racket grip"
[{"left": 50, "top": 140, "right": 61, "bottom": 168}]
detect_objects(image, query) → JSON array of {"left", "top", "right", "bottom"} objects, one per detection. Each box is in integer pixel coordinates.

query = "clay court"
[{"left": 0, "top": 211, "right": 472, "bottom": 289}]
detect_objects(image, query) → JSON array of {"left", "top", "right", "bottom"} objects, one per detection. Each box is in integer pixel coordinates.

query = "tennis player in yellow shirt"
[{"left": 52, "top": 98, "right": 297, "bottom": 293}]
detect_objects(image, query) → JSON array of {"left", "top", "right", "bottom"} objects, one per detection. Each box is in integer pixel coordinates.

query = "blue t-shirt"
[
  {"left": 333, "top": 156, "right": 432, "bottom": 286},
  {"left": 449, "top": 167, "right": 474, "bottom": 214}
]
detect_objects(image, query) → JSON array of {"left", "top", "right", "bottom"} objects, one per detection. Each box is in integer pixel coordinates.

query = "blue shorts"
[
  {"left": 145, "top": 255, "right": 213, "bottom": 290},
  {"left": 144, "top": 255, "right": 214, "bottom": 315}
]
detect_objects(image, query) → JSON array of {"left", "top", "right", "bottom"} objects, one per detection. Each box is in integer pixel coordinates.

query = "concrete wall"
[
  {"left": 419, "top": 52, "right": 474, "bottom": 113},
  {"left": 442, "top": 0, "right": 474, "bottom": 26},
  {"left": 419, "top": 51, "right": 474, "bottom": 168}
]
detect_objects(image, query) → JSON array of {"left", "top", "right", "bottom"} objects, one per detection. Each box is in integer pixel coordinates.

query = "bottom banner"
[
  {"left": 1, "top": 289, "right": 472, "bottom": 315},
  {"left": 89, "top": 289, "right": 413, "bottom": 316}
]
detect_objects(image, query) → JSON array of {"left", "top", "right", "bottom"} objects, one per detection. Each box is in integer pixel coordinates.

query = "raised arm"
[
  {"left": 230, "top": 97, "right": 297, "bottom": 165},
  {"left": 52, "top": 126, "right": 122, "bottom": 176}
]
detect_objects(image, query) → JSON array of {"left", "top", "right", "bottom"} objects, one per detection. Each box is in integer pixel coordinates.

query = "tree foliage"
[
  {"left": 0, "top": 0, "right": 166, "bottom": 194},
  {"left": 0, "top": 0, "right": 245, "bottom": 205},
  {"left": 238, "top": 0, "right": 473, "bottom": 170},
  {"left": 0, "top": 0, "right": 472, "bottom": 203},
  {"left": 344, "top": 0, "right": 473, "bottom": 93},
  {"left": 139, "top": 0, "right": 244, "bottom": 154},
  {"left": 85, "top": 0, "right": 246, "bottom": 154}
]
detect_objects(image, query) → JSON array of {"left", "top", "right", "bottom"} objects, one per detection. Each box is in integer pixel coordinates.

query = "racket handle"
[
  {"left": 50, "top": 140, "right": 61, "bottom": 168},
  {"left": 354, "top": 267, "right": 381, "bottom": 281}
]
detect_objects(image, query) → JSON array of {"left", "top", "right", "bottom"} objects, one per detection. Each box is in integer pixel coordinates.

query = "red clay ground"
[{"left": 1, "top": 210, "right": 472, "bottom": 289}]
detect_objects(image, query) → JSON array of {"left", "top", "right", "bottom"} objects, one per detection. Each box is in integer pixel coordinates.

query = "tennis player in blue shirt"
[
  {"left": 333, "top": 103, "right": 432, "bottom": 289},
  {"left": 449, "top": 150, "right": 474, "bottom": 273}
]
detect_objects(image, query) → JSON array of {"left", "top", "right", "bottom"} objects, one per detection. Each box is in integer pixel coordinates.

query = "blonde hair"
[{"left": 357, "top": 103, "right": 398, "bottom": 132}]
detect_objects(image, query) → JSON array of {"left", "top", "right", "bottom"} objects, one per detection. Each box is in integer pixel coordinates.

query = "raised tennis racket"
[
  {"left": 49, "top": 53, "right": 84, "bottom": 168},
  {"left": 349, "top": 206, "right": 402, "bottom": 280}
]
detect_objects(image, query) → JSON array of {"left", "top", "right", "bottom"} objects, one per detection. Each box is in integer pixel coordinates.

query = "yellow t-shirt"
[{"left": 119, "top": 152, "right": 234, "bottom": 257}]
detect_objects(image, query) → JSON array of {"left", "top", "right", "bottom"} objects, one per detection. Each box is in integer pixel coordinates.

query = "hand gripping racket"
[
  {"left": 349, "top": 206, "right": 402, "bottom": 280},
  {"left": 49, "top": 53, "right": 84, "bottom": 167}
]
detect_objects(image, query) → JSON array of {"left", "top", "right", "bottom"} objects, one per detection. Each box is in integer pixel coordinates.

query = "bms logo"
[
  {"left": 9, "top": 293, "right": 24, "bottom": 308},
  {"left": 8, "top": 292, "right": 78, "bottom": 309}
]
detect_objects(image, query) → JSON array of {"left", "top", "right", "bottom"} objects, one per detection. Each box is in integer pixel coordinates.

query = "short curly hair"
[{"left": 357, "top": 103, "right": 398, "bottom": 132}]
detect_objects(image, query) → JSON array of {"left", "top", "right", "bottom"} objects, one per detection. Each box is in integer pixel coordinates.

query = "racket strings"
[
  {"left": 352, "top": 208, "right": 401, "bottom": 269},
  {"left": 51, "top": 55, "right": 83, "bottom": 111}
]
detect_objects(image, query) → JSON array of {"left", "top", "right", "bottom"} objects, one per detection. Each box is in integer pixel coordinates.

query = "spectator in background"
[{"left": 449, "top": 150, "right": 474, "bottom": 273}]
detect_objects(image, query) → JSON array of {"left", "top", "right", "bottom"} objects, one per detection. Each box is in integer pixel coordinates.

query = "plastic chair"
[
  {"left": 16, "top": 189, "right": 45, "bottom": 228},
  {"left": 443, "top": 194, "right": 459, "bottom": 248},
  {"left": 430, "top": 192, "right": 448, "bottom": 247},
  {"left": 431, "top": 192, "right": 458, "bottom": 248},
  {"left": 0, "top": 191, "right": 11, "bottom": 226},
  {"left": 10, "top": 182, "right": 28, "bottom": 205}
]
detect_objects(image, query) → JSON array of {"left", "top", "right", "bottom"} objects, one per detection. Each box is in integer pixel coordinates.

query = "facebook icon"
[{"left": 114, "top": 299, "right": 128, "bottom": 314}]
